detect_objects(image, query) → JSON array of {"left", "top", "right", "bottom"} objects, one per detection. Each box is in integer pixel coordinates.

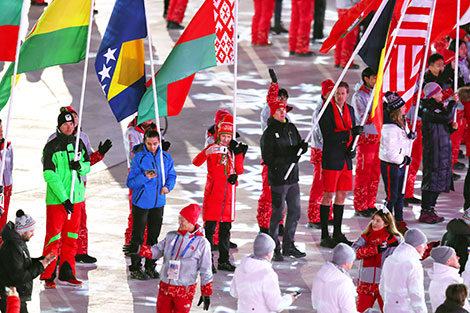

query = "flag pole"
[
  {"left": 351, "top": 0, "right": 413, "bottom": 150},
  {"left": 401, "top": 0, "right": 438, "bottom": 194},
  {"left": 284, "top": 0, "right": 391, "bottom": 180},
  {"left": 68, "top": 0, "right": 95, "bottom": 220},
  {"left": 454, "top": 0, "right": 461, "bottom": 123},
  {"left": 143, "top": 0, "right": 166, "bottom": 187},
  {"left": 0, "top": 0, "right": 28, "bottom": 207},
  {"left": 231, "top": 0, "right": 239, "bottom": 221}
]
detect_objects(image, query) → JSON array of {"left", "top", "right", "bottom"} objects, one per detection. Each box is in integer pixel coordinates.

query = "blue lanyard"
[{"left": 170, "top": 234, "right": 197, "bottom": 259}]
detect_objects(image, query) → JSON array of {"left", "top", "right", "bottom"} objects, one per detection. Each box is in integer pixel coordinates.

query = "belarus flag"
[
  {"left": 0, "top": 0, "right": 23, "bottom": 61},
  {"left": 137, "top": 0, "right": 235, "bottom": 124}
]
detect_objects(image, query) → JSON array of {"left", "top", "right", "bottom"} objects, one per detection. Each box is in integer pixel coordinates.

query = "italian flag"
[
  {"left": 0, "top": 0, "right": 23, "bottom": 62},
  {"left": 0, "top": 0, "right": 92, "bottom": 110},
  {"left": 137, "top": 0, "right": 234, "bottom": 124}
]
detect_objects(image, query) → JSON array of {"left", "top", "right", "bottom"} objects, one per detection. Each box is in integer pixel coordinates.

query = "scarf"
[{"left": 332, "top": 99, "right": 352, "bottom": 132}]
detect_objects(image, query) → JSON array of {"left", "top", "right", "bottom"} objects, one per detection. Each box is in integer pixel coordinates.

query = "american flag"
[{"left": 382, "top": 0, "right": 433, "bottom": 108}]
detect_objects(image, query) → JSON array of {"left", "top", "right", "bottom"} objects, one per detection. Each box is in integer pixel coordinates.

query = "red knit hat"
[
  {"left": 179, "top": 204, "right": 201, "bottom": 225},
  {"left": 216, "top": 114, "right": 234, "bottom": 137},
  {"left": 214, "top": 109, "right": 230, "bottom": 125},
  {"left": 268, "top": 100, "right": 287, "bottom": 116},
  {"left": 321, "top": 79, "right": 335, "bottom": 98}
]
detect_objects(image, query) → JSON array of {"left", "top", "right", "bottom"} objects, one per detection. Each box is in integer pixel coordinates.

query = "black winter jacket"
[
  {"left": 0, "top": 222, "right": 44, "bottom": 302},
  {"left": 435, "top": 300, "right": 469, "bottom": 313},
  {"left": 260, "top": 117, "right": 301, "bottom": 186},
  {"left": 441, "top": 218, "right": 470, "bottom": 273},
  {"left": 319, "top": 102, "right": 356, "bottom": 171},
  {"left": 419, "top": 98, "right": 457, "bottom": 192}
]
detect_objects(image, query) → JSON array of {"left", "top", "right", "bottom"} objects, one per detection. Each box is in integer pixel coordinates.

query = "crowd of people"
[{"left": 4, "top": 1, "right": 470, "bottom": 313}]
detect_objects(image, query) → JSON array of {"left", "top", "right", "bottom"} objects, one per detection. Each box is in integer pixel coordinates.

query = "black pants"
[
  {"left": 0, "top": 297, "right": 27, "bottom": 313},
  {"left": 269, "top": 183, "right": 301, "bottom": 252},
  {"left": 274, "top": 0, "right": 283, "bottom": 26},
  {"left": 464, "top": 158, "right": 470, "bottom": 209},
  {"left": 380, "top": 162, "right": 405, "bottom": 221},
  {"left": 205, "top": 221, "right": 231, "bottom": 264},
  {"left": 313, "top": 0, "right": 326, "bottom": 39},
  {"left": 422, "top": 190, "right": 440, "bottom": 211},
  {"left": 130, "top": 205, "right": 164, "bottom": 270}
]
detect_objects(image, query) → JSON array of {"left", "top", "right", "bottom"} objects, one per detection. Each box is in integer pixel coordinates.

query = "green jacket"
[{"left": 43, "top": 130, "right": 90, "bottom": 205}]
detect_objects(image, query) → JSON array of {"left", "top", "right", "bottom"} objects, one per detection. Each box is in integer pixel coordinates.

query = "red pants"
[
  {"left": 405, "top": 120, "right": 422, "bottom": 198},
  {"left": 0, "top": 185, "right": 12, "bottom": 246},
  {"left": 289, "top": 0, "right": 314, "bottom": 53},
  {"left": 167, "top": 0, "right": 189, "bottom": 24},
  {"left": 354, "top": 136, "right": 380, "bottom": 212},
  {"left": 76, "top": 202, "right": 88, "bottom": 255},
  {"left": 307, "top": 148, "right": 332, "bottom": 223},
  {"left": 451, "top": 110, "right": 466, "bottom": 166},
  {"left": 251, "top": 0, "right": 275, "bottom": 45},
  {"left": 156, "top": 282, "right": 196, "bottom": 313},
  {"left": 40, "top": 202, "right": 82, "bottom": 280},
  {"left": 465, "top": 100, "right": 470, "bottom": 157},
  {"left": 357, "top": 293, "right": 384, "bottom": 312},
  {"left": 334, "top": 8, "right": 359, "bottom": 67}
]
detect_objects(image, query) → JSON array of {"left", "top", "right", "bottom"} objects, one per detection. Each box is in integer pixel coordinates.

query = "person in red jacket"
[
  {"left": 251, "top": 0, "right": 276, "bottom": 45},
  {"left": 289, "top": 0, "right": 314, "bottom": 56},
  {"left": 352, "top": 208, "right": 403, "bottom": 312},
  {"left": 193, "top": 115, "right": 246, "bottom": 272}
]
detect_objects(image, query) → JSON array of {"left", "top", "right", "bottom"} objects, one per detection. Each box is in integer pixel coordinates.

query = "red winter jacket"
[{"left": 193, "top": 144, "right": 244, "bottom": 222}]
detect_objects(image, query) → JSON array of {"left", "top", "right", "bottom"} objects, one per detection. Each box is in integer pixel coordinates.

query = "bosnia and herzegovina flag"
[
  {"left": 94, "top": 0, "right": 147, "bottom": 122},
  {"left": 136, "top": 0, "right": 235, "bottom": 124},
  {"left": 0, "top": 0, "right": 23, "bottom": 62},
  {"left": 0, "top": 0, "right": 92, "bottom": 110}
]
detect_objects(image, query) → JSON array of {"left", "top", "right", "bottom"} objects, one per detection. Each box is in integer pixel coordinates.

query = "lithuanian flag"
[
  {"left": 0, "top": 0, "right": 23, "bottom": 62},
  {"left": 0, "top": 0, "right": 92, "bottom": 110}
]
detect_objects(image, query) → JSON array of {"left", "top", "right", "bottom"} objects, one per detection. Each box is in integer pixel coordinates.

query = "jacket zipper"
[{"left": 135, "top": 188, "right": 145, "bottom": 203}]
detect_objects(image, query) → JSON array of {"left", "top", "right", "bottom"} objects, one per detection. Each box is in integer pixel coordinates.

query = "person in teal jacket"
[
  {"left": 39, "top": 111, "right": 90, "bottom": 289},
  {"left": 127, "top": 128, "right": 176, "bottom": 280}
]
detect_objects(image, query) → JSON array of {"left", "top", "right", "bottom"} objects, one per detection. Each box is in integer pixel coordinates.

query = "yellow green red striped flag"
[{"left": 0, "top": 0, "right": 92, "bottom": 110}]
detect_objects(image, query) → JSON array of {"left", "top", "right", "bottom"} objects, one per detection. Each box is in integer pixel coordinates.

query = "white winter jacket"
[
  {"left": 311, "top": 262, "right": 358, "bottom": 313},
  {"left": 311, "top": 102, "right": 324, "bottom": 149},
  {"left": 428, "top": 262, "right": 470, "bottom": 312},
  {"left": 230, "top": 256, "right": 293, "bottom": 313},
  {"left": 379, "top": 122, "right": 412, "bottom": 166},
  {"left": 351, "top": 83, "right": 377, "bottom": 135},
  {"left": 379, "top": 242, "right": 427, "bottom": 313}
]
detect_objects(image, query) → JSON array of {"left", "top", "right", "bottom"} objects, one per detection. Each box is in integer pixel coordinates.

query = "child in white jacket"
[{"left": 230, "top": 233, "right": 297, "bottom": 312}]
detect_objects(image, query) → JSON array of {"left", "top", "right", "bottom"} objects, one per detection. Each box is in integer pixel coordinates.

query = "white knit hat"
[
  {"left": 15, "top": 210, "right": 36, "bottom": 234},
  {"left": 253, "top": 233, "right": 275, "bottom": 257},
  {"left": 404, "top": 228, "right": 427, "bottom": 247},
  {"left": 332, "top": 243, "right": 355, "bottom": 265}
]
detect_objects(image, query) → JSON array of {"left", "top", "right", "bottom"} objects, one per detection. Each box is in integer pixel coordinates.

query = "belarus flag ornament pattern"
[{"left": 214, "top": 0, "right": 234, "bottom": 65}]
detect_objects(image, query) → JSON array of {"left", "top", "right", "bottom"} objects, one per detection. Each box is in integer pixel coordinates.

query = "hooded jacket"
[
  {"left": 127, "top": 143, "right": 176, "bottom": 209},
  {"left": 230, "top": 255, "right": 293, "bottom": 313},
  {"left": 379, "top": 242, "right": 426, "bottom": 313},
  {"left": 311, "top": 262, "right": 358, "bottom": 313},
  {"left": 260, "top": 117, "right": 302, "bottom": 186},
  {"left": 140, "top": 224, "right": 213, "bottom": 296},
  {"left": 42, "top": 129, "right": 90, "bottom": 205},
  {"left": 442, "top": 218, "right": 470, "bottom": 272},
  {"left": 0, "top": 222, "right": 44, "bottom": 302},
  {"left": 428, "top": 262, "right": 470, "bottom": 312}
]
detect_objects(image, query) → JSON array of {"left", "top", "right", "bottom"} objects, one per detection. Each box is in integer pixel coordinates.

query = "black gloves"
[
  {"left": 268, "top": 68, "right": 277, "bottom": 83},
  {"left": 228, "top": 174, "right": 238, "bottom": 185},
  {"left": 197, "top": 295, "right": 211, "bottom": 311},
  {"left": 403, "top": 156, "right": 412, "bottom": 165},
  {"left": 62, "top": 199, "right": 74, "bottom": 214},
  {"left": 98, "top": 139, "right": 112, "bottom": 155},
  {"left": 0, "top": 207, "right": 3, "bottom": 217},
  {"left": 70, "top": 160, "right": 81, "bottom": 171},
  {"left": 162, "top": 139, "right": 171, "bottom": 151},
  {"left": 377, "top": 242, "right": 388, "bottom": 253},
  {"left": 122, "top": 243, "right": 139, "bottom": 256},
  {"left": 351, "top": 125, "right": 364, "bottom": 137},
  {"left": 345, "top": 147, "right": 356, "bottom": 159},
  {"left": 407, "top": 131, "right": 417, "bottom": 140},
  {"left": 295, "top": 140, "right": 308, "bottom": 155},
  {"left": 229, "top": 140, "right": 248, "bottom": 155},
  {"left": 0, "top": 186, "right": 4, "bottom": 194}
]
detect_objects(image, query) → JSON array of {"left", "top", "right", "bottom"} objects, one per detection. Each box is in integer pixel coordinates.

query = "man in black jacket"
[
  {"left": 319, "top": 81, "right": 362, "bottom": 248},
  {"left": 260, "top": 90, "right": 308, "bottom": 261},
  {"left": 0, "top": 210, "right": 54, "bottom": 313}
]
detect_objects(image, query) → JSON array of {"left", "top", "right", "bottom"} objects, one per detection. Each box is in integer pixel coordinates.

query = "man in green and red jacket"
[{"left": 39, "top": 111, "right": 90, "bottom": 289}]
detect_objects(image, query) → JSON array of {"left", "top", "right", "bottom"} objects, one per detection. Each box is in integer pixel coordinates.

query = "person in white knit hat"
[
  {"left": 0, "top": 210, "right": 55, "bottom": 313},
  {"left": 230, "top": 233, "right": 298, "bottom": 312}
]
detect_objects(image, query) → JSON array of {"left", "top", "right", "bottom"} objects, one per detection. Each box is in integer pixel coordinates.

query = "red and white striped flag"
[{"left": 382, "top": 0, "right": 433, "bottom": 108}]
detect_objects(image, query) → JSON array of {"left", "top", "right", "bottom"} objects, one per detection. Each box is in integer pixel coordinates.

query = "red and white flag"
[
  {"left": 382, "top": 0, "right": 433, "bottom": 109},
  {"left": 214, "top": 0, "right": 235, "bottom": 65}
]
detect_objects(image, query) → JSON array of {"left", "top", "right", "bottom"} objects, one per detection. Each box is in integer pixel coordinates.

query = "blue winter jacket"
[{"left": 127, "top": 143, "right": 177, "bottom": 209}]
